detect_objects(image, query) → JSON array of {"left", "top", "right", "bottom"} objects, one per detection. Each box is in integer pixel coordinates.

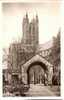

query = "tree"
[
  {"left": 51, "top": 29, "right": 60, "bottom": 85},
  {"left": 52, "top": 30, "right": 60, "bottom": 71}
]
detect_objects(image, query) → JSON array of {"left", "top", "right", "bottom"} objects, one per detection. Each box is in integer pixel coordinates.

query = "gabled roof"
[
  {"left": 22, "top": 54, "right": 53, "bottom": 69},
  {"left": 37, "top": 40, "right": 53, "bottom": 52}
]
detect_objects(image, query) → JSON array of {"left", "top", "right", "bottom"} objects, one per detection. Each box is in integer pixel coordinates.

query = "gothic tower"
[
  {"left": 22, "top": 13, "right": 39, "bottom": 52},
  {"left": 35, "top": 14, "right": 39, "bottom": 45},
  {"left": 29, "top": 14, "right": 39, "bottom": 47},
  {"left": 22, "top": 13, "right": 29, "bottom": 44}
]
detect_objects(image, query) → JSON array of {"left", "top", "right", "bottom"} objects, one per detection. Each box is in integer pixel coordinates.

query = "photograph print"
[{"left": 2, "top": 1, "right": 60, "bottom": 97}]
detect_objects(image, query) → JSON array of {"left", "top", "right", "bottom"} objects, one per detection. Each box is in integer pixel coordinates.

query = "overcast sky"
[{"left": 2, "top": 1, "right": 60, "bottom": 48}]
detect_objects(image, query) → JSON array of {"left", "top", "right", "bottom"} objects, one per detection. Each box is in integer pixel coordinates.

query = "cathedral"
[{"left": 4, "top": 13, "right": 53, "bottom": 86}]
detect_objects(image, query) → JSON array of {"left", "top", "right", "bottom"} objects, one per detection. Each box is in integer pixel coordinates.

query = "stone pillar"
[
  {"left": 22, "top": 66, "right": 27, "bottom": 84},
  {"left": 19, "top": 73, "right": 22, "bottom": 84},
  {"left": 8, "top": 73, "right": 12, "bottom": 84},
  {"left": 48, "top": 66, "right": 53, "bottom": 85}
]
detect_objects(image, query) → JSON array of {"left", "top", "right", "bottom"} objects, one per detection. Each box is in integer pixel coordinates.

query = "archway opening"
[{"left": 27, "top": 61, "right": 48, "bottom": 85}]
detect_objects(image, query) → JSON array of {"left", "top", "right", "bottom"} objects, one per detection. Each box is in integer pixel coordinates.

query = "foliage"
[
  {"left": 51, "top": 29, "right": 60, "bottom": 85},
  {"left": 52, "top": 31, "right": 60, "bottom": 68}
]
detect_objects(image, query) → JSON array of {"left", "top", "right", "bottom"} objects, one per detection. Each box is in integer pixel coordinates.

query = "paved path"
[{"left": 25, "top": 84, "right": 56, "bottom": 96}]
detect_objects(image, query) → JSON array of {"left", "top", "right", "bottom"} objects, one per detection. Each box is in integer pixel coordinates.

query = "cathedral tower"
[
  {"left": 29, "top": 14, "right": 39, "bottom": 46},
  {"left": 22, "top": 13, "right": 29, "bottom": 44},
  {"left": 22, "top": 13, "right": 39, "bottom": 51},
  {"left": 35, "top": 14, "right": 39, "bottom": 45}
]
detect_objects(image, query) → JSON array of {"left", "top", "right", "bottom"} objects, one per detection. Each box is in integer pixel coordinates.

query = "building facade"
[{"left": 6, "top": 13, "right": 53, "bottom": 86}]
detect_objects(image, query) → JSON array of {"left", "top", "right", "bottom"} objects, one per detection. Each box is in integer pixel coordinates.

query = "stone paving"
[{"left": 25, "top": 84, "right": 56, "bottom": 96}]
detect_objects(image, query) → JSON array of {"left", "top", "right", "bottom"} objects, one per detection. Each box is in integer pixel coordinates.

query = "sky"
[{"left": 2, "top": 1, "right": 60, "bottom": 48}]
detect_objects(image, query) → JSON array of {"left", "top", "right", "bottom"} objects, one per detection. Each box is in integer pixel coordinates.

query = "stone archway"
[
  {"left": 21, "top": 55, "right": 53, "bottom": 85},
  {"left": 27, "top": 61, "right": 48, "bottom": 85}
]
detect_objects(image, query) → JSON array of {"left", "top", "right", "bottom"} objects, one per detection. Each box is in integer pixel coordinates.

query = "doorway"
[{"left": 27, "top": 63, "right": 47, "bottom": 85}]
